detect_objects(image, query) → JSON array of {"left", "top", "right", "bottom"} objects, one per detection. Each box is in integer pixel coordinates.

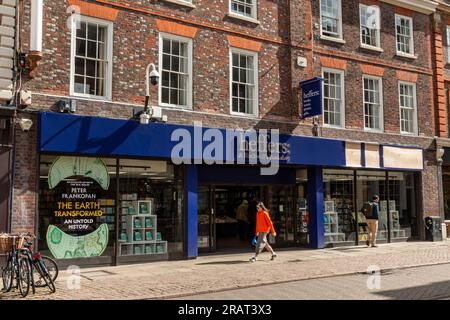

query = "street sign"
[{"left": 300, "top": 77, "right": 324, "bottom": 119}]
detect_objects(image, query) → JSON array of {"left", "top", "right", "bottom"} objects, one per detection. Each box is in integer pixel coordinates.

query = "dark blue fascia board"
[{"left": 39, "top": 112, "right": 423, "bottom": 170}]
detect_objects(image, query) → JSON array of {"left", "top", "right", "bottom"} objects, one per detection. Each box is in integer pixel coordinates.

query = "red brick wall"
[
  {"left": 309, "top": 0, "right": 434, "bottom": 136},
  {"left": 17, "top": 0, "right": 435, "bottom": 138},
  {"left": 11, "top": 113, "right": 38, "bottom": 235}
]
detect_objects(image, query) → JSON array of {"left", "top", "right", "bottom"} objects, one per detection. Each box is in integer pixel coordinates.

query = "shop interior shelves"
[
  {"left": 119, "top": 214, "right": 167, "bottom": 256},
  {"left": 324, "top": 200, "right": 346, "bottom": 242}
]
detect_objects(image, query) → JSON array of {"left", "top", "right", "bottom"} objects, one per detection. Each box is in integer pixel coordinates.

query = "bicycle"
[
  {"left": 1, "top": 234, "right": 31, "bottom": 297},
  {"left": 19, "top": 234, "right": 58, "bottom": 294}
]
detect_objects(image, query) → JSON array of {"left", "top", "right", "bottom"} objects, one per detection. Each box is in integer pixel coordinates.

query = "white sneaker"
[
  {"left": 271, "top": 253, "right": 278, "bottom": 260},
  {"left": 249, "top": 256, "right": 257, "bottom": 262}
]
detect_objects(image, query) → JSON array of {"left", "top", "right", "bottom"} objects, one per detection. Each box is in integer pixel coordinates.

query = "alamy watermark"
[
  {"left": 66, "top": 265, "right": 81, "bottom": 290},
  {"left": 170, "top": 122, "right": 289, "bottom": 176},
  {"left": 366, "top": 265, "right": 381, "bottom": 290}
]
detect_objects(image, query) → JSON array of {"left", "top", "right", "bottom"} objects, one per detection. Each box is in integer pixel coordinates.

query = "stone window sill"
[
  {"left": 320, "top": 35, "right": 346, "bottom": 44},
  {"left": 360, "top": 44, "right": 384, "bottom": 53},
  {"left": 161, "top": 0, "right": 196, "bottom": 9},
  {"left": 396, "top": 52, "right": 417, "bottom": 60},
  {"left": 227, "top": 12, "right": 260, "bottom": 25}
]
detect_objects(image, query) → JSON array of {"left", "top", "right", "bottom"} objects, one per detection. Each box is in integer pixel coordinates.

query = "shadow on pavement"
[
  {"left": 374, "top": 280, "right": 450, "bottom": 300},
  {"left": 196, "top": 260, "right": 251, "bottom": 265}
]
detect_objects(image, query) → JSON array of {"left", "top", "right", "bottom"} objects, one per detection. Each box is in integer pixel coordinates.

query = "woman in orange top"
[{"left": 250, "top": 202, "right": 277, "bottom": 262}]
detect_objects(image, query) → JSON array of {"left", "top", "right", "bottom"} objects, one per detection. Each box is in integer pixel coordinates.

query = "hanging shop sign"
[
  {"left": 300, "top": 77, "right": 324, "bottom": 119},
  {"left": 45, "top": 156, "right": 110, "bottom": 259}
]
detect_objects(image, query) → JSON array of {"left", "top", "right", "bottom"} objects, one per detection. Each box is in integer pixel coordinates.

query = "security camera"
[
  {"left": 18, "top": 118, "right": 33, "bottom": 131},
  {"left": 150, "top": 68, "right": 160, "bottom": 86}
]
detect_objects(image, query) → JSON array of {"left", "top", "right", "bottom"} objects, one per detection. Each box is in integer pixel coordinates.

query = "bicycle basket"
[
  {"left": 15, "top": 236, "right": 26, "bottom": 250},
  {"left": 0, "top": 235, "right": 14, "bottom": 253}
]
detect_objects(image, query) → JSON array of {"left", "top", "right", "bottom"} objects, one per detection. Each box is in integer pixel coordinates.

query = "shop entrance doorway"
[{"left": 198, "top": 184, "right": 300, "bottom": 253}]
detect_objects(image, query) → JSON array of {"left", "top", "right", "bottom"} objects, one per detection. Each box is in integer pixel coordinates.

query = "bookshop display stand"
[
  {"left": 324, "top": 200, "right": 346, "bottom": 243},
  {"left": 296, "top": 198, "right": 309, "bottom": 245},
  {"left": 118, "top": 196, "right": 168, "bottom": 256},
  {"left": 378, "top": 200, "right": 406, "bottom": 241}
]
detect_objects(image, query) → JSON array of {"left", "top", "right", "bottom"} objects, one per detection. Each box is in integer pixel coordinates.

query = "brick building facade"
[{"left": 0, "top": 0, "right": 445, "bottom": 264}]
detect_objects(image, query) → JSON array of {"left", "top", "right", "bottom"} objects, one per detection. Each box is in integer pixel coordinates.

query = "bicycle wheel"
[
  {"left": 33, "top": 256, "right": 58, "bottom": 287},
  {"left": 36, "top": 260, "right": 56, "bottom": 293},
  {"left": 1, "top": 257, "right": 13, "bottom": 292},
  {"left": 17, "top": 258, "right": 31, "bottom": 298}
]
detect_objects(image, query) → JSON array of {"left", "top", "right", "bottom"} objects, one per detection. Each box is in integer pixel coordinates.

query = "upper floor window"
[
  {"left": 71, "top": 17, "right": 113, "bottom": 99},
  {"left": 230, "top": 49, "right": 258, "bottom": 116},
  {"left": 322, "top": 68, "right": 345, "bottom": 127},
  {"left": 320, "top": 0, "right": 342, "bottom": 39},
  {"left": 395, "top": 15, "right": 414, "bottom": 56},
  {"left": 363, "top": 76, "right": 383, "bottom": 131},
  {"left": 360, "top": 4, "right": 381, "bottom": 49},
  {"left": 447, "top": 26, "right": 450, "bottom": 63},
  {"left": 230, "top": 0, "right": 257, "bottom": 19},
  {"left": 399, "top": 82, "right": 417, "bottom": 135},
  {"left": 159, "top": 33, "right": 193, "bottom": 109}
]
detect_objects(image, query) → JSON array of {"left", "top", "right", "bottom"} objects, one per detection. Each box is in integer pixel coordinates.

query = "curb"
[{"left": 151, "top": 261, "right": 450, "bottom": 300}]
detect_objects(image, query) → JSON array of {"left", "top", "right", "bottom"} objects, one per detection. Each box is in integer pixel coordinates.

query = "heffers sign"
[{"left": 300, "top": 77, "right": 324, "bottom": 119}]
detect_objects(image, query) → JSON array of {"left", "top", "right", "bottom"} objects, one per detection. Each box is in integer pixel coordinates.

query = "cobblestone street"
[{"left": 2, "top": 241, "right": 450, "bottom": 300}]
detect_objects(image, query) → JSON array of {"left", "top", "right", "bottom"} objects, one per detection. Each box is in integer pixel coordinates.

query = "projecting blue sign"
[{"left": 300, "top": 77, "right": 324, "bottom": 119}]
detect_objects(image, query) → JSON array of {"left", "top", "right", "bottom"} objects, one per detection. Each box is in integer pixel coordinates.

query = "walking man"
[{"left": 366, "top": 195, "right": 380, "bottom": 248}]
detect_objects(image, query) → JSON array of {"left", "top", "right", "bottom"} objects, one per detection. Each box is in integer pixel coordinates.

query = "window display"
[
  {"left": 38, "top": 155, "right": 184, "bottom": 263},
  {"left": 118, "top": 159, "right": 183, "bottom": 257},
  {"left": 323, "top": 169, "right": 354, "bottom": 243},
  {"left": 38, "top": 155, "right": 117, "bottom": 260},
  {"left": 386, "top": 172, "right": 417, "bottom": 240},
  {"left": 323, "top": 169, "right": 417, "bottom": 245},
  {"left": 356, "top": 170, "right": 386, "bottom": 242}
]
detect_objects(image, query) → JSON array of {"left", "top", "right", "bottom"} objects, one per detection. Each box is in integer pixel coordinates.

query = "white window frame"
[
  {"left": 158, "top": 32, "right": 193, "bottom": 110},
  {"left": 447, "top": 26, "right": 450, "bottom": 63},
  {"left": 229, "top": 48, "right": 259, "bottom": 118},
  {"left": 320, "top": 0, "right": 343, "bottom": 41},
  {"left": 70, "top": 16, "right": 113, "bottom": 101},
  {"left": 398, "top": 81, "right": 418, "bottom": 135},
  {"left": 322, "top": 67, "right": 345, "bottom": 128},
  {"left": 359, "top": 4, "right": 381, "bottom": 50},
  {"left": 229, "top": 0, "right": 257, "bottom": 21},
  {"left": 362, "top": 75, "right": 384, "bottom": 132},
  {"left": 395, "top": 14, "right": 414, "bottom": 57}
]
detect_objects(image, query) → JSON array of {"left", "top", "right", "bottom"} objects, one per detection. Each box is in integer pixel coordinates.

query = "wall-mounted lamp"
[{"left": 136, "top": 63, "right": 160, "bottom": 125}]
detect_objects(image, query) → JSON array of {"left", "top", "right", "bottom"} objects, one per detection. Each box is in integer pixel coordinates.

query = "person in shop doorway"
[
  {"left": 250, "top": 202, "right": 277, "bottom": 262},
  {"left": 366, "top": 195, "right": 380, "bottom": 248},
  {"left": 236, "top": 199, "right": 249, "bottom": 241},
  {"left": 247, "top": 197, "right": 258, "bottom": 240}
]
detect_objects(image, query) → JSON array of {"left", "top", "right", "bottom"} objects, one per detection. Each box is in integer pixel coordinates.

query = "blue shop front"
[{"left": 37, "top": 112, "right": 424, "bottom": 265}]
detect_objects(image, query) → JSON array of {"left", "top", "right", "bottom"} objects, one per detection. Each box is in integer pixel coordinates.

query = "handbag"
[{"left": 251, "top": 235, "right": 258, "bottom": 246}]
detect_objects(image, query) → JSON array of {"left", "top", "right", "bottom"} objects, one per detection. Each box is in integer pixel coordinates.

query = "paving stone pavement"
[
  {"left": 179, "top": 263, "right": 450, "bottom": 300},
  {"left": 2, "top": 241, "right": 450, "bottom": 300}
]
